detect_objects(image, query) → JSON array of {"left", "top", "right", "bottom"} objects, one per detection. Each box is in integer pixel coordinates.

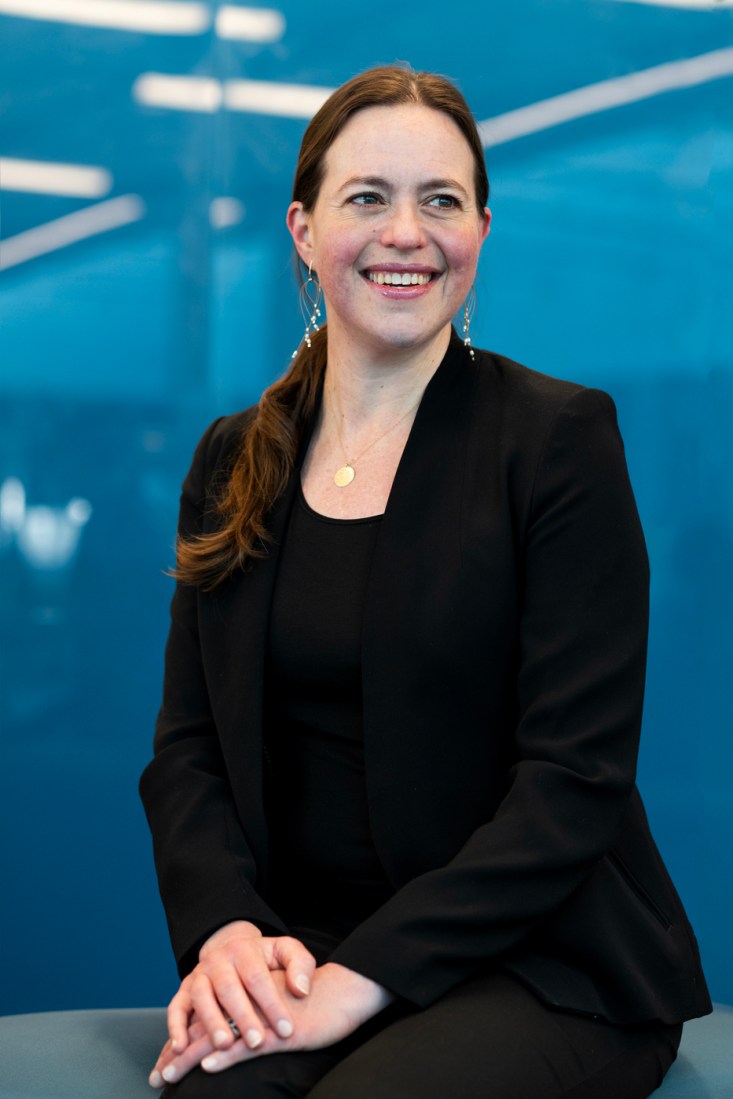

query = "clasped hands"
[{"left": 149, "top": 921, "right": 392, "bottom": 1088}]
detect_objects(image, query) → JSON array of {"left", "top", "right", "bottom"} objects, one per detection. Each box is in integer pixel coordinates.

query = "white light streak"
[
  {"left": 0, "top": 157, "right": 112, "bottom": 198},
  {"left": 0, "top": 194, "right": 145, "bottom": 272},
  {"left": 215, "top": 5, "right": 285, "bottom": 42},
  {"left": 0, "top": 0, "right": 210, "bottom": 33},
  {"left": 609, "top": 0, "right": 733, "bottom": 9},
  {"left": 0, "top": 0, "right": 292, "bottom": 37},
  {"left": 225, "top": 79, "right": 333, "bottom": 117},
  {"left": 133, "top": 73, "right": 334, "bottom": 118},
  {"left": 133, "top": 73, "right": 223, "bottom": 112},
  {"left": 479, "top": 47, "right": 733, "bottom": 148}
]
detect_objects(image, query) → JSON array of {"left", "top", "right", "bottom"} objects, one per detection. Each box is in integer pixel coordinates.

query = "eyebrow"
[{"left": 335, "top": 175, "right": 470, "bottom": 198}]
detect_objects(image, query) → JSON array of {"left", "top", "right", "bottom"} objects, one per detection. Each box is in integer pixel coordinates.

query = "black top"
[{"left": 264, "top": 482, "right": 394, "bottom": 939}]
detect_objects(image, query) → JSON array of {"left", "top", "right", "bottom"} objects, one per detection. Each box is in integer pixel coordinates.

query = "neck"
[{"left": 322, "top": 325, "right": 451, "bottom": 431}]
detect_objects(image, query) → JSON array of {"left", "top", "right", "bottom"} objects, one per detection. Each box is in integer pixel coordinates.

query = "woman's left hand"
[{"left": 150, "top": 963, "right": 392, "bottom": 1086}]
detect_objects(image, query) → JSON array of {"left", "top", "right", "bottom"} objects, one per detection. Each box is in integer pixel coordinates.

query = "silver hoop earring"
[
  {"left": 462, "top": 286, "right": 476, "bottom": 360},
  {"left": 292, "top": 263, "right": 323, "bottom": 358}
]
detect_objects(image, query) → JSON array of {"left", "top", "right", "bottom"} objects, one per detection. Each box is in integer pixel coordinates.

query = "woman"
[{"left": 140, "top": 65, "right": 711, "bottom": 1098}]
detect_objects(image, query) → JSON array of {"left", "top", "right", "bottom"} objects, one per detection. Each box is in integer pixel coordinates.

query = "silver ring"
[{"left": 227, "top": 1019, "right": 241, "bottom": 1040}]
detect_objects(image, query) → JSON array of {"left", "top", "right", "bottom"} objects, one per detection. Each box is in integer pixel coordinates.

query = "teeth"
[{"left": 368, "top": 271, "right": 432, "bottom": 286}]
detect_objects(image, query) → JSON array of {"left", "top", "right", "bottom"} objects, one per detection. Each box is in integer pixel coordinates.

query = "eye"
[
  {"left": 426, "top": 194, "right": 461, "bottom": 209},
  {"left": 349, "top": 192, "right": 384, "bottom": 206}
]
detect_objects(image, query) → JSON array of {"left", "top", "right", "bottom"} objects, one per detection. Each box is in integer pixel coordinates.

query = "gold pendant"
[{"left": 334, "top": 464, "right": 355, "bottom": 488}]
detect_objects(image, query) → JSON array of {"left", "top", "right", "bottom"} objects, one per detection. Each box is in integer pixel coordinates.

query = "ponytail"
[{"left": 173, "top": 326, "right": 327, "bottom": 589}]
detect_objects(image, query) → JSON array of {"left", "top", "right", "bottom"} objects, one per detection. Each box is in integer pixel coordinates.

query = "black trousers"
[{"left": 163, "top": 970, "right": 682, "bottom": 1099}]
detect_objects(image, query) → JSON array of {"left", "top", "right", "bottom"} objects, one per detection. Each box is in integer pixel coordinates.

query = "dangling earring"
[
  {"left": 462, "top": 286, "right": 476, "bottom": 360},
  {"left": 292, "top": 262, "right": 323, "bottom": 358}
]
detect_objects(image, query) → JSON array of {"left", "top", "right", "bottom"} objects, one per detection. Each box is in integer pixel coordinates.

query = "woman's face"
[{"left": 287, "top": 104, "right": 491, "bottom": 361}]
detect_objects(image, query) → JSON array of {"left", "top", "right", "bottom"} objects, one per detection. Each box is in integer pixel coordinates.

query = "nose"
[{"left": 379, "top": 201, "right": 426, "bottom": 250}]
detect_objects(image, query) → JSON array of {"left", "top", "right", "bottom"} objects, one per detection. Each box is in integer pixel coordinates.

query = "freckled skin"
[{"left": 287, "top": 104, "right": 491, "bottom": 367}]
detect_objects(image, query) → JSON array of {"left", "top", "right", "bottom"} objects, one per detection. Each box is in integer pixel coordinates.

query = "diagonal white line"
[
  {"left": 478, "top": 47, "right": 733, "bottom": 148},
  {"left": 608, "top": 0, "right": 733, "bottom": 9},
  {"left": 0, "top": 195, "right": 145, "bottom": 271},
  {"left": 0, "top": 0, "right": 210, "bottom": 34}
]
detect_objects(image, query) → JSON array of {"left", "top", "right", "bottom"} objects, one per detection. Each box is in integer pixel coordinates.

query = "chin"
[{"left": 369, "top": 320, "right": 448, "bottom": 354}]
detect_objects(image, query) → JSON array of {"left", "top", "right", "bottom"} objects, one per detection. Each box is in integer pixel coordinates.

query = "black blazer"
[{"left": 140, "top": 331, "right": 711, "bottom": 1025}]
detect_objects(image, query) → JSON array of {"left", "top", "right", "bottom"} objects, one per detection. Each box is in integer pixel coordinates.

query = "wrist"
[
  {"left": 199, "top": 920, "right": 262, "bottom": 958},
  {"left": 321, "top": 962, "right": 394, "bottom": 1017}
]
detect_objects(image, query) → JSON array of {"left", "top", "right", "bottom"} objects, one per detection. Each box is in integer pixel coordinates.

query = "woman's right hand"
[{"left": 151, "top": 920, "right": 315, "bottom": 1084}]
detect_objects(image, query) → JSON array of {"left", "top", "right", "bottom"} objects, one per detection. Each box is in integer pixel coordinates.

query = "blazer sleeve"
[
  {"left": 329, "top": 387, "right": 651, "bottom": 1005},
  {"left": 139, "top": 418, "right": 288, "bottom": 979}
]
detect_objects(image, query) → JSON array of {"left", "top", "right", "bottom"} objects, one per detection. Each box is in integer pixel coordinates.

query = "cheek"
[
  {"left": 448, "top": 229, "right": 484, "bottom": 275},
  {"left": 314, "top": 236, "right": 370, "bottom": 311},
  {"left": 314, "top": 231, "right": 363, "bottom": 281},
  {"left": 441, "top": 237, "right": 482, "bottom": 305}
]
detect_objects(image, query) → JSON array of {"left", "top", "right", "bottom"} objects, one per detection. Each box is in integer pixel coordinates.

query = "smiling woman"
[
  {"left": 286, "top": 103, "right": 490, "bottom": 383},
  {"left": 139, "top": 64, "right": 710, "bottom": 1099}
]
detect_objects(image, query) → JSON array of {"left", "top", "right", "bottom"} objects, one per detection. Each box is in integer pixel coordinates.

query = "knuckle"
[
  {"left": 280, "top": 936, "right": 314, "bottom": 963},
  {"left": 242, "top": 970, "right": 267, "bottom": 993},
  {"left": 189, "top": 971, "right": 211, "bottom": 994},
  {"left": 189, "top": 988, "right": 216, "bottom": 1015},
  {"left": 213, "top": 978, "right": 241, "bottom": 1001},
  {"left": 171, "top": 983, "right": 189, "bottom": 1004},
  {"left": 230, "top": 940, "right": 259, "bottom": 964}
]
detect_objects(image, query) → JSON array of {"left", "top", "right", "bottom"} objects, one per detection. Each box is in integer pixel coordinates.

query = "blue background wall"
[{"left": 1, "top": 0, "right": 731, "bottom": 1015}]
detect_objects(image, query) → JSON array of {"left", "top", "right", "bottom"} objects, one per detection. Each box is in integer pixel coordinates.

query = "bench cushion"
[
  {"left": 0, "top": 1008, "right": 167, "bottom": 1099},
  {"left": 0, "top": 1004, "right": 730, "bottom": 1098},
  {"left": 661, "top": 1004, "right": 733, "bottom": 1099}
]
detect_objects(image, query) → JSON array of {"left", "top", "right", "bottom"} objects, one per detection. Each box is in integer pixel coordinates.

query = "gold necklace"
[{"left": 331, "top": 394, "right": 422, "bottom": 488}]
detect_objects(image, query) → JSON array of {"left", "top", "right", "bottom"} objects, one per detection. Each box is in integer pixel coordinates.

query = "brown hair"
[{"left": 175, "top": 64, "right": 489, "bottom": 588}]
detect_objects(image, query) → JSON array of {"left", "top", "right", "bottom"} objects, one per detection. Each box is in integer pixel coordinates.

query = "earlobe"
[{"left": 286, "top": 201, "right": 314, "bottom": 266}]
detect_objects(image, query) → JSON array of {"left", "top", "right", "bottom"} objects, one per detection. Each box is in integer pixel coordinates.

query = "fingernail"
[
  {"left": 245, "top": 1028, "right": 263, "bottom": 1049},
  {"left": 276, "top": 1018, "right": 293, "bottom": 1038},
  {"left": 161, "top": 1065, "right": 177, "bottom": 1083},
  {"left": 171, "top": 1039, "right": 184, "bottom": 1053},
  {"left": 295, "top": 974, "right": 311, "bottom": 995},
  {"left": 202, "top": 1055, "right": 219, "bottom": 1071},
  {"left": 149, "top": 1070, "right": 163, "bottom": 1088},
  {"left": 213, "top": 1029, "right": 230, "bottom": 1048}
]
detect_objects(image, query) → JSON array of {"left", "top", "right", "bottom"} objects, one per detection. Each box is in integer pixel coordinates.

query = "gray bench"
[{"left": 0, "top": 1004, "right": 730, "bottom": 1097}]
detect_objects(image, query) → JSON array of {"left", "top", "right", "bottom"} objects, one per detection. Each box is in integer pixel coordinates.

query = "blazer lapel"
[{"left": 199, "top": 471, "right": 299, "bottom": 867}]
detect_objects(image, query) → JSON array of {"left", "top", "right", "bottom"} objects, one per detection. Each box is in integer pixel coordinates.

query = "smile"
[{"left": 366, "top": 271, "right": 435, "bottom": 286}]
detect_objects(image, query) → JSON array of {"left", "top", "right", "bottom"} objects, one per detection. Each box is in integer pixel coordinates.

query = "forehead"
[{"left": 320, "top": 103, "right": 475, "bottom": 186}]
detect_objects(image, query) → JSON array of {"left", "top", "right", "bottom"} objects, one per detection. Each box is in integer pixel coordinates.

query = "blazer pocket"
[{"left": 606, "top": 850, "right": 673, "bottom": 932}]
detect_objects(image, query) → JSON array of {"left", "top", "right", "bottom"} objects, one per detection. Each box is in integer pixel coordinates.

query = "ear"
[
  {"left": 479, "top": 206, "right": 492, "bottom": 244},
  {"left": 286, "top": 202, "right": 314, "bottom": 267}
]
